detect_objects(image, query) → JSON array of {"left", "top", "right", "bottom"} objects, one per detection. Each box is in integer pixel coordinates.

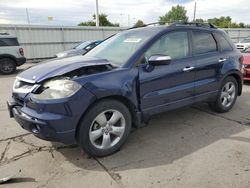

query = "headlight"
[
  {"left": 13, "top": 78, "right": 38, "bottom": 93},
  {"left": 32, "top": 79, "right": 81, "bottom": 100}
]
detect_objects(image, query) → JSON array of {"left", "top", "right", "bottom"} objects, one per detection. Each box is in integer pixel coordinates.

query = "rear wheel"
[
  {"left": 209, "top": 76, "right": 238, "bottom": 113},
  {"left": 0, "top": 58, "right": 16, "bottom": 74},
  {"left": 77, "top": 99, "right": 131, "bottom": 157}
]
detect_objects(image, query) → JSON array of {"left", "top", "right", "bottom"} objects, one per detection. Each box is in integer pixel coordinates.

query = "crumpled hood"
[{"left": 18, "top": 56, "right": 110, "bottom": 83}]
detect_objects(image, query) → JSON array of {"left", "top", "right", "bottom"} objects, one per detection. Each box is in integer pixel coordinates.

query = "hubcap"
[
  {"left": 1, "top": 61, "right": 14, "bottom": 73},
  {"left": 89, "top": 110, "right": 126, "bottom": 149},
  {"left": 220, "top": 81, "right": 236, "bottom": 108}
]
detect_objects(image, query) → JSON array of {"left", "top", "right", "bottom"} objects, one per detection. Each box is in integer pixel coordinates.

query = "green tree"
[
  {"left": 159, "top": 5, "right": 188, "bottom": 24},
  {"left": 133, "top": 20, "right": 145, "bottom": 27},
  {"left": 208, "top": 16, "right": 232, "bottom": 28},
  {"left": 78, "top": 14, "right": 119, "bottom": 27},
  {"left": 207, "top": 16, "right": 247, "bottom": 28}
]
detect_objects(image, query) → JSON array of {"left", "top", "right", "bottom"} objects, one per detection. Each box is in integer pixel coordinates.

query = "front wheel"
[
  {"left": 77, "top": 100, "right": 131, "bottom": 157},
  {"left": 209, "top": 76, "right": 238, "bottom": 113}
]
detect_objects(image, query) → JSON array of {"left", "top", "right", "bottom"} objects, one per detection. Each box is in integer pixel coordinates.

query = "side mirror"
[
  {"left": 148, "top": 55, "right": 171, "bottom": 66},
  {"left": 85, "top": 46, "right": 92, "bottom": 51}
]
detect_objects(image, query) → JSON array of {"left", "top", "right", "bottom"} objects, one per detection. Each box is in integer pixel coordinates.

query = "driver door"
[{"left": 139, "top": 31, "right": 196, "bottom": 115}]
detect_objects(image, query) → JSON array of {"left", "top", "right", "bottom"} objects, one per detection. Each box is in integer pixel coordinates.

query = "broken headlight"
[{"left": 32, "top": 79, "right": 81, "bottom": 100}]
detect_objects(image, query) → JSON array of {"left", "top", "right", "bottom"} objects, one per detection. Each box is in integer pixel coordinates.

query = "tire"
[
  {"left": 0, "top": 58, "right": 16, "bottom": 75},
  {"left": 77, "top": 99, "right": 132, "bottom": 157},
  {"left": 209, "top": 76, "right": 238, "bottom": 113}
]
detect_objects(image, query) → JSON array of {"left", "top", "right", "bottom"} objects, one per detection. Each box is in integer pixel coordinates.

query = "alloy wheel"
[
  {"left": 220, "top": 81, "right": 236, "bottom": 108},
  {"left": 89, "top": 109, "right": 126, "bottom": 149}
]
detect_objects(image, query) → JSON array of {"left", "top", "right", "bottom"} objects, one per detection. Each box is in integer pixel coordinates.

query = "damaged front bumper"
[
  {"left": 7, "top": 97, "right": 76, "bottom": 144},
  {"left": 7, "top": 88, "right": 96, "bottom": 144}
]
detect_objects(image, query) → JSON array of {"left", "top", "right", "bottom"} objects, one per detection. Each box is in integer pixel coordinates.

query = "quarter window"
[
  {"left": 0, "top": 38, "right": 19, "bottom": 46},
  {"left": 145, "top": 31, "right": 189, "bottom": 60},
  {"left": 193, "top": 32, "right": 217, "bottom": 55},
  {"left": 214, "top": 33, "right": 233, "bottom": 52}
]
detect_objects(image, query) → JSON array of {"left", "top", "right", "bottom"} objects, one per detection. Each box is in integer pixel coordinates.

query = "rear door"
[
  {"left": 191, "top": 30, "right": 223, "bottom": 100},
  {"left": 138, "top": 31, "right": 196, "bottom": 115}
]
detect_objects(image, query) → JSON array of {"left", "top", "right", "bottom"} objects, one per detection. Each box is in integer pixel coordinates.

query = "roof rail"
[
  {"left": 170, "top": 21, "right": 217, "bottom": 28},
  {"left": 127, "top": 22, "right": 165, "bottom": 30},
  {"left": 127, "top": 21, "right": 217, "bottom": 31},
  {"left": 0, "top": 32, "right": 9, "bottom": 35}
]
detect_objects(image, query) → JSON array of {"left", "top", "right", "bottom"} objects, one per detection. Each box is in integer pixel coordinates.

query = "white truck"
[{"left": 0, "top": 33, "right": 26, "bottom": 74}]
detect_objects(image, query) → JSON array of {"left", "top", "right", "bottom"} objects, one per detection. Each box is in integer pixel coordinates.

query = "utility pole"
[
  {"left": 95, "top": 0, "right": 99, "bottom": 27},
  {"left": 26, "top": 8, "right": 30, "bottom": 25},
  {"left": 193, "top": 1, "right": 197, "bottom": 21},
  {"left": 128, "top": 14, "right": 130, "bottom": 27}
]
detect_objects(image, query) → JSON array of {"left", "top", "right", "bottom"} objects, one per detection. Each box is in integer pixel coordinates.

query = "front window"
[
  {"left": 85, "top": 29, "right": 156, "bottom": 67},
  {"left": 144, "top": 31, "right": 189, "bottom": 61}
]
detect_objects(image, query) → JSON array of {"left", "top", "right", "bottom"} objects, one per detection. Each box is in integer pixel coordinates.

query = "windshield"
[
  {"left": 244, "top": 48, "right": 250, "bottom": 53},
  {"left": 85, "top": 29, "right": 156, "bottom": 67},
  {"left": 74, "top": 41, "right": 92, "bottom": 50},
  {"left": 241, "top": 38, "right": 250, "bottom": 43}
]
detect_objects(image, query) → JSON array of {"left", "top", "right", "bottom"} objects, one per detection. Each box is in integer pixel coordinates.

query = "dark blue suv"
[{"left": 8, "top": 23, "right": 243, "bottom": 157}]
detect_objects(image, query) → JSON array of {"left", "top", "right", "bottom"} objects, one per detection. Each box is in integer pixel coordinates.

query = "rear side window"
[
  {"left": 193, "top": 31, "right": 217, "bottom": 55},
  {"left": 214, "top": 33, "right": 233, "bottom": 52},
  {"left": 0, "top": 38, "right": 19, "bottom": 46}
]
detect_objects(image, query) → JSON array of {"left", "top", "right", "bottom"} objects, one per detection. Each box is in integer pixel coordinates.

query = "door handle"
[
  {"left": 183, "top": 66, "right": 195, "bottom": 72},
  {"left": 218, "top": 58, "right": 227, "bottom": 63}
]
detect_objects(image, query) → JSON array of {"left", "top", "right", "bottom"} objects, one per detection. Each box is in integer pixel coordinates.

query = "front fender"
[{"left": 77, "top": 67, "right": 139, "bottom": 109}]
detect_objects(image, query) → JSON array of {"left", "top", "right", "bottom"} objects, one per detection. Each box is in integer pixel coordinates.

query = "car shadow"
[
  {"left": 57, "top": 100, "right": 250, "bottom": 172},
  {"left": 244, "top": 80, "right": 250, "bottom": 86}
]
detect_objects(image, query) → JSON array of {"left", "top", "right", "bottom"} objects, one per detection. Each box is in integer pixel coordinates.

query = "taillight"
[{"left": 19, "top": 48, "right": 24, "bottom": 56}]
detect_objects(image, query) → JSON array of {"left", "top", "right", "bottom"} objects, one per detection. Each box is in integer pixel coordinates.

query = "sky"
[{"left": 0, "top": 0, "right": 250, "bottom": 26}]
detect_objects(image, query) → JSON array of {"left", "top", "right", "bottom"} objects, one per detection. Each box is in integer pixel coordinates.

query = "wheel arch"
[
  {"left": 0, "top": 54, "right": 17, "bottom": 64},
  {"left": 75, "top": 95, "right": 141, "bottom": 141},
  {"left": 221, "top": 71, "right": 243, "bottom": 96}
]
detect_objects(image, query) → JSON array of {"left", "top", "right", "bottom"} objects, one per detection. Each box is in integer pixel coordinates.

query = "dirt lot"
[{"left": 0, "top": 63, "right": 250, "bottom": 188}]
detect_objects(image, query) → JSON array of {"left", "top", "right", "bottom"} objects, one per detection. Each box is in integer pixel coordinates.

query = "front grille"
[{"left": 12, "top": 95, "right": 24, "bottom": 106}]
